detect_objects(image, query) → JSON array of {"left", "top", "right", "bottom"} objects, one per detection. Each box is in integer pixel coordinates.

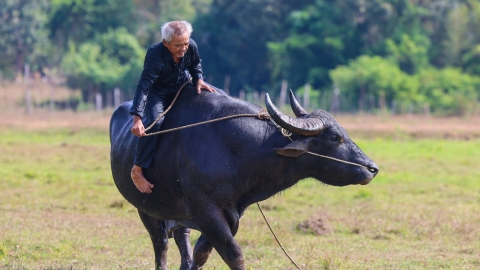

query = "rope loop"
[
  {"left": 281, "top": 128, "right": 293, "bottom": 137},
  {"left": 256, "top": 108, "right": 271, "bottom": 120}
]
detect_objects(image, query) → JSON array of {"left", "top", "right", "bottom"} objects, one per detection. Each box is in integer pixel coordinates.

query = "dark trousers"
[
  {"left": 133, "top": 82, "right": 223, "bottom": 169},
  {"left": 134, "top": 92, "right": 174, "bottom": 169}
]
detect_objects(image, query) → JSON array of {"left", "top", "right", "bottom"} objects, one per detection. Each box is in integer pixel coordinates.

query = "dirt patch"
[{"left": 297, "top": 212, "right": 333, "bottom": 235}]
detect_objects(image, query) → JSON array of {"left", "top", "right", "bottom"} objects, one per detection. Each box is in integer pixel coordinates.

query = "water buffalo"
[{"left": 109, "top": 86, "right": 379, "bottom": 270}]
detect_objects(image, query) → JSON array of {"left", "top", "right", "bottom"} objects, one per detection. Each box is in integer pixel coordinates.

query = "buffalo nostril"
[{"left": 367, "top": 166, "right": 379, "bottom": 174}]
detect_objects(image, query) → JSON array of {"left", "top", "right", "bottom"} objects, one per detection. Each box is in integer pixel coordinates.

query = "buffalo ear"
[{"left": 274, "top": 139, "right": 310, "bottom": 157}]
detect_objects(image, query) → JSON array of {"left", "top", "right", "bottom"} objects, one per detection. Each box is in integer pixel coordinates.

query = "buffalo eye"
[{"left": 330, "top": 135, "right": 344, "bottom": 144}]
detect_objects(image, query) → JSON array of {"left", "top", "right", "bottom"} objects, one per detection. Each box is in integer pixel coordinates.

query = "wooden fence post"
[
  {"left": 259, "top": 91, "right": 266, "bottom": 107},
  {"left": 106, "top": 90, "right": 112, "bottom": 108},
  {"left": 114, "top": 87, "right": 121, "bottom": 108},
  {"left": 0, "top": 71, "right": 4, "bottom": 112},
  {"left": 50, "top": 82, "right": 55, "bottom": 113},
  {"left": 379, "top": 91, "right": 386, "bottom": 114},
  {"left": 223, "top": 75, "right": 231, "bottom": 95},
  {"left": 424, "top": 103, "right": 430, "bottom": 117},
  {"left": 331, "top": 83, "right": 340, "bottom": 113},
  {"left": 24, "top": 64, "right": 32, "bottom": 114},
  {"left": 303, "top": 83, "right": 310, "bottom": 111},
  {"left": 278, "top": 80, "right": 287, "bottom": 108},
  {"left": 239, "top": 89, "right": 245, "bottom": 100},
  {"left": 391, "top": 100, "right": 397, "bottom": 115},
  {"left": 359, "top": 85, "right": 365, "bottom": 112},
  {"left": 368, "top": 94, "right": 375, "bottom": 112},
  {"left": 95, "top": 92, "right": 103, "bottom": 111},
  {"left": 43, "top": 68, "right": 58, "bottom": 113},
  {"left": 253, "top": 91, "right": 259, "bottom": 105}
]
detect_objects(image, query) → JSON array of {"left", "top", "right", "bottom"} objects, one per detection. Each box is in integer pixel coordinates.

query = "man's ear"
[{"left": 274, "top": 138, "right": 312, "bottom": 157}]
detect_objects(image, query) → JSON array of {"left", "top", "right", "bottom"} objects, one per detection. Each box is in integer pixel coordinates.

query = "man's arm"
[
  {"left": 130, "top": 48, "right": 162, "bottom": 118},
  {"left": 188, "top": 39, "right": 215, "bottom": 94}
]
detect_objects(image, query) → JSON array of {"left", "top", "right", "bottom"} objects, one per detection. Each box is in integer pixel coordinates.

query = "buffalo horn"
[
  {"left": 265, "top": 93, "right": 324, "bottom": 136},
  {"left": 289, "top": 90, "right": 308, "bottom": 117}
]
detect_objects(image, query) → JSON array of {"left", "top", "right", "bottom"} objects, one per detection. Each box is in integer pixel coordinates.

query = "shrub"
[{"left": 416, "top": 68, "right": 480, "bottom": 116}]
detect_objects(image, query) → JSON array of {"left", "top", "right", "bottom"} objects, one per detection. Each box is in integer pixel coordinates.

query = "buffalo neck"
[{"left": 236, "top": 122, "right": 310, "bottom": 211}]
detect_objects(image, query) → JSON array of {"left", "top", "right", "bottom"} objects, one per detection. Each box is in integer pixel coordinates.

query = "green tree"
[
  {"left": 330, "top": 55, "right": 419, "bottom": 112},
  {"left": 48, "top": 0, "right": 135, "bottom": 61},
  {"left": 0, "top": 0, "right": 50, "bottom": 77},
  {"left": 445, "top": 0, "right": 480, "bottom": 75},
  {"left": 194, "top": 0, "right": 313, "bottom": 95},
  {"left": 61, "top": 27, "right": 144, "bottom": 101},
  {"left": 267, "top": 0, "right": 364, "bottom": 90},
  {"left": 385, "top": 34, "right": 431, "bottom": 75},
  {"left": 416, "top": 68, "right": 480, "bottom": 116}
]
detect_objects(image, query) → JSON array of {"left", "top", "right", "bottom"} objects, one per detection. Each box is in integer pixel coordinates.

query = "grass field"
[{"left": 1, "top": 113, "right": 480, "bottom": 269}]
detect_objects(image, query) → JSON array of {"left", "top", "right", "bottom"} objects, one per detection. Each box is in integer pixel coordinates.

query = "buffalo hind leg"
[
  {"left": 138, "top": 210, "right": 169, "bottom": 270},
  {"left": 173, "top": 227, "right": 193, "bottom": 270},
  {"left": 190, "top": 234, "right": 214, "bottom": 270}
]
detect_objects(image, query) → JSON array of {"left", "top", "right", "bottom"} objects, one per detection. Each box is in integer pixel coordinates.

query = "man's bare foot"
[{"left": 131, "top": 165, "right": 154, "bottom": 193}]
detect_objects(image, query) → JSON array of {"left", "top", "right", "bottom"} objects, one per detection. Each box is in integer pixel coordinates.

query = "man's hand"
[
  {"left": 131, "top": 115, "right": 146, "bottom": 137},
  {"left": 196, "top": 79, "right": 216, "bottom": 94}
]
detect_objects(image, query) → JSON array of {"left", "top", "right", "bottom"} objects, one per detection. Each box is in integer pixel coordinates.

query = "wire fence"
[{"left": 0, "top": 72, "right": 432, "bottom": 117}]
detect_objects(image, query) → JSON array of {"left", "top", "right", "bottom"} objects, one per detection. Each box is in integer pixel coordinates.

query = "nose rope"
[{"left": 305, "top": 151, "right": 370, "bottom": 169}]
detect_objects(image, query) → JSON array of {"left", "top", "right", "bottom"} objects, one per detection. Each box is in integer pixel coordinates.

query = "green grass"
[{"left": 1, "top": 128, "right": 479, "bottom": 269}]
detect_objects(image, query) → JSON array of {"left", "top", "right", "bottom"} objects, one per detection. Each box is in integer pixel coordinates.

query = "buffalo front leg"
[
  {"left": 195, "top": 212, "right": 243, "bottom": 269},
  {"left": 138, "top": 210, "right": 169, "bottom": 270},
  {"left": 189, "top": 234, "right": 213, "bottom": 270},
  {"left": 173, "top": 227, "right": 193, "bottom": 270}
]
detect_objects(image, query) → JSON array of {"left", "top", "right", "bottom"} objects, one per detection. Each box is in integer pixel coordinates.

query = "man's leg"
[{"left": 131, "top": 94, "right": 166, "bottom": 193}]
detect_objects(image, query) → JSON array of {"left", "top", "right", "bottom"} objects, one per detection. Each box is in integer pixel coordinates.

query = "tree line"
[{"left": 1, "top": 0, "right": 480, "bottom": 115}]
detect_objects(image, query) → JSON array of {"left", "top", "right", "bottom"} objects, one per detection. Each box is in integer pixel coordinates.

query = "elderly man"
[{"left": 130, "top": 20, "right": 215, "bottom": 193}]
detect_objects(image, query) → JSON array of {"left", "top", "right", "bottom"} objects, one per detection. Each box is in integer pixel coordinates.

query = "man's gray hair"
[{"left": 161, "top": 21, "right": 193, "bottom": 43}]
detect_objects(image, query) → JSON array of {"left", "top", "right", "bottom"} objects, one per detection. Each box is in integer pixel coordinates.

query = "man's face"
[{"left": 163, "top": 33, "right": 190, "bottom": 60}]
